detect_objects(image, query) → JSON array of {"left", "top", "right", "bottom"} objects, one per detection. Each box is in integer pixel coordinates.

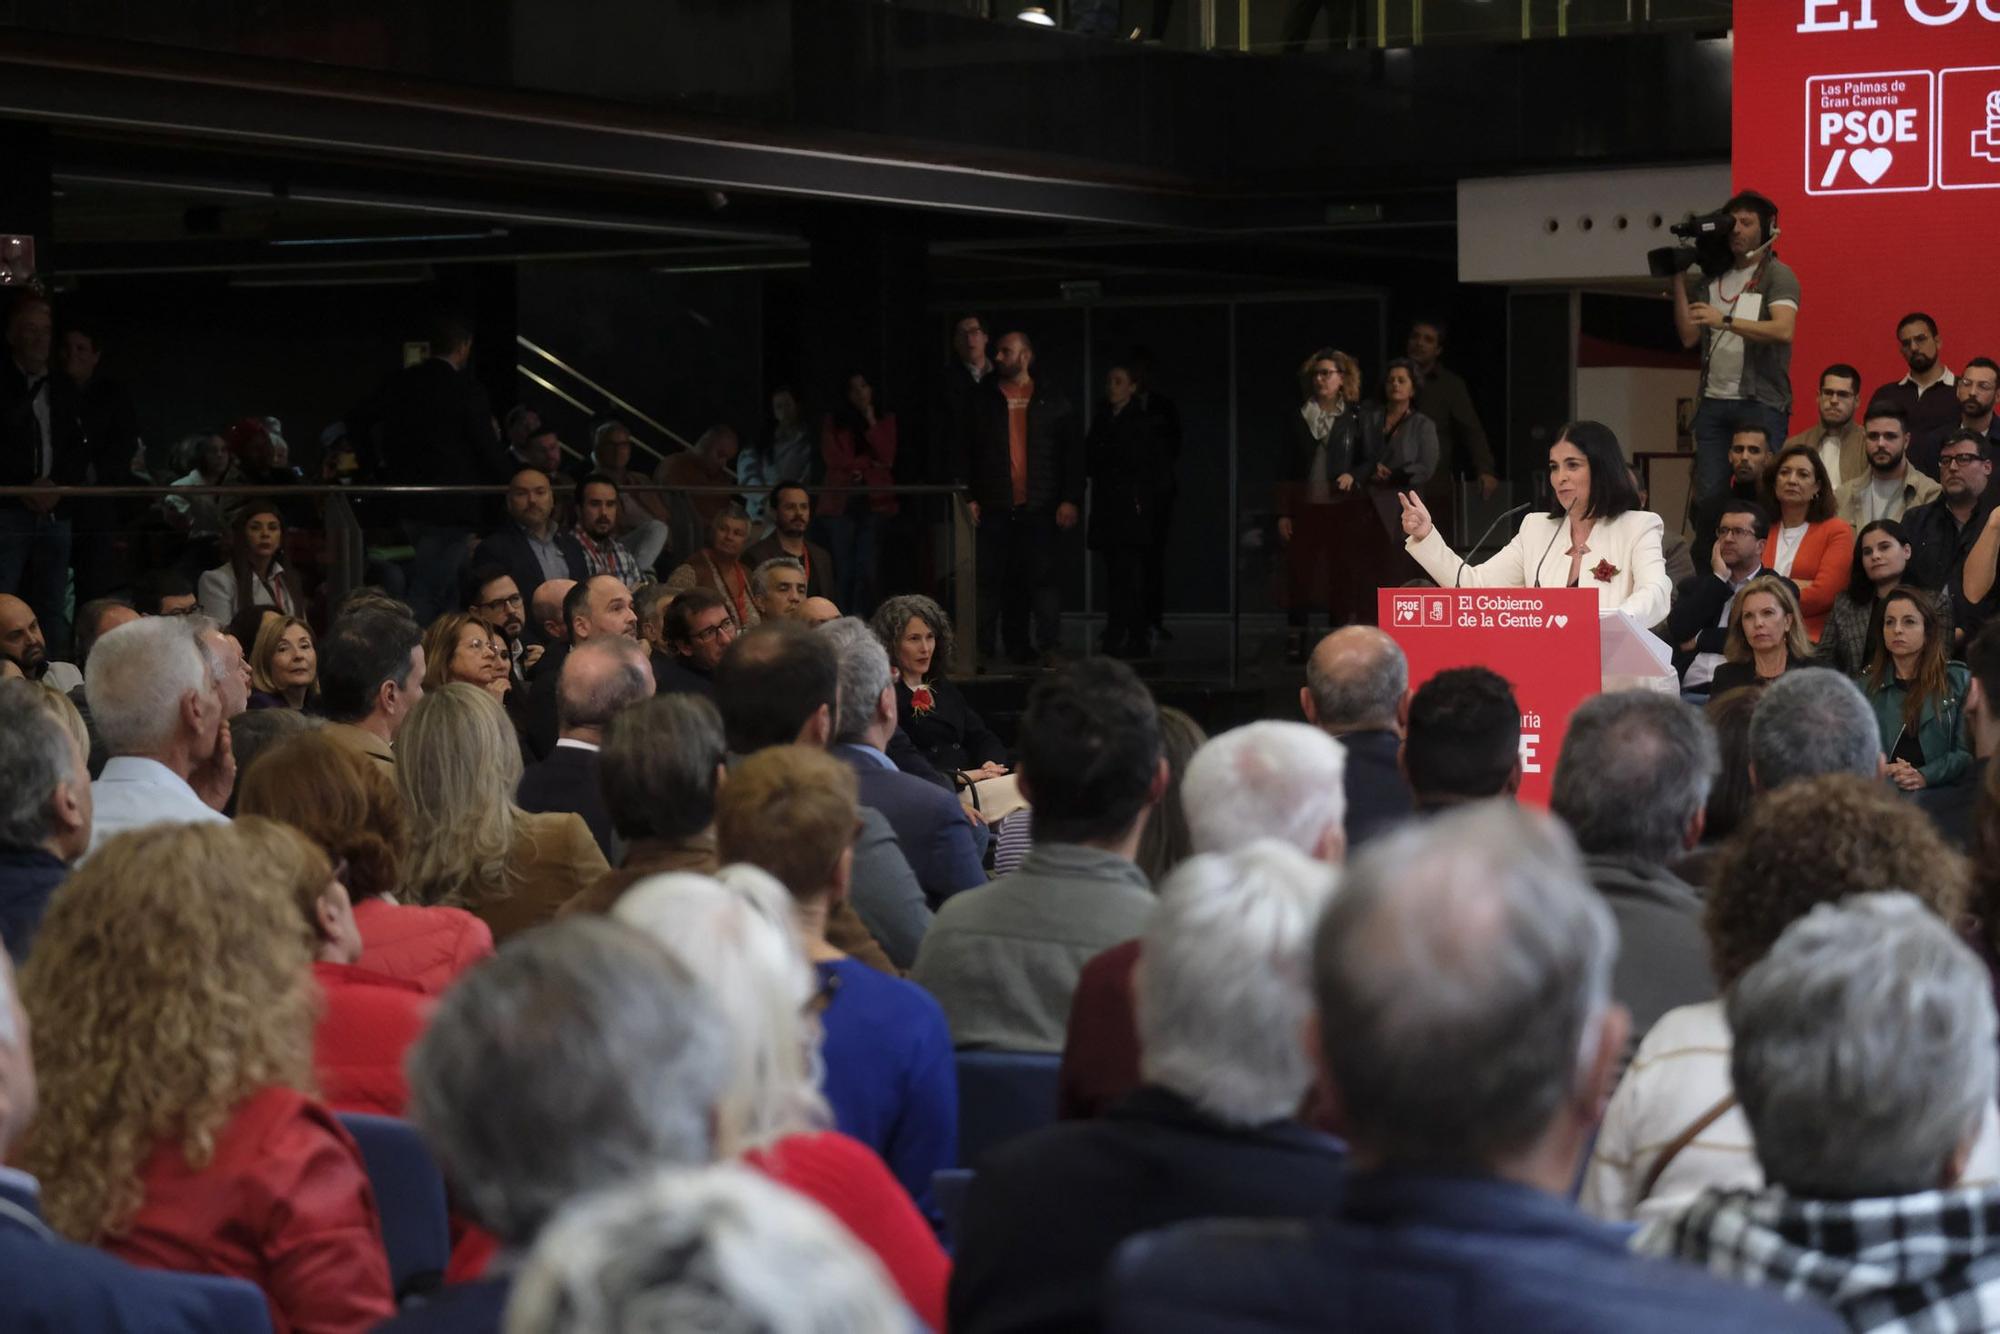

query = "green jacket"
[{"left": 1863, "top": 662, "right": 1972, "bottom": 788}]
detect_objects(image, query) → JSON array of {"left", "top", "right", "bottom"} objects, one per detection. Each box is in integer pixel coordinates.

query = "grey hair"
[
  {"left": 1180, "top": 722, "right": 1346, "bottom": 857},
  {"left": 1138, "top": 840, "right": 1337, "bottom": 1124},
  {"left": 1749, "top": 668, "right": 1881, "bottom": 791},
  {"left": 1731, "top": 892, "right": 1997, "bottom": 1199},
  {"left": 818, "top": 617, "right": 892, "bottom": 743},
  {"left": 405, "top": 918, "right": 730, "bottom": 1245},
  {"left": 1314, "top": 803, "right": 1617, "bottom": 1169},
  {"left": 503, "top": 1164, "right": 906, "bottom": 1334},
  {"left": 85, "top": 617, "right": 211, "bottom": 756},
  {"left": 184, "top": 614, "right": 233, "bottom": 693},
  {"left": 1551, "top": 691, "right": 1717, "bottom": 863},
  {"left": 1305, "top": 628, "right": 1407, "bottom": 730},
  {"left": 749, "top": 555, "right": 806, "bottom": 600},
  {"left": 0, "top": 683, "right": 80, "bottom": 849},
  {"left": 590, "top": 419, "right": 629, "bottom": 452},
  {"left": 868, "top": 593, "right": 954, "bottom": 681},
  {"left": 556, "top": 638, "right": 654, "bottom": 732},
  {"left": 612, "top": 873, "right": 830, "bottom": 1152}
]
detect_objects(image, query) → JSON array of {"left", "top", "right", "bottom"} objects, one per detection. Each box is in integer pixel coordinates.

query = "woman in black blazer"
[{"left": 871, "top": 593, "right": 1007, "bottom": 781}]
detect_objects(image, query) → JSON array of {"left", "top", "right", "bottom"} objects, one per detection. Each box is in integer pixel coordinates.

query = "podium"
[{"left": 1379, "top": 588, "right": 1675, "bottom": 807}]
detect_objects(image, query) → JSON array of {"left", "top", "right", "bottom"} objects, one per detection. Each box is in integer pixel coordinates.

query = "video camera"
[{"left": 1646, "top": 209, "right": 1737, "bottom": 279}]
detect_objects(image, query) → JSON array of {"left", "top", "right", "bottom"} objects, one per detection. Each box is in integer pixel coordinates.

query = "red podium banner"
[
  {"left": 1379, "top": 588, "right": 1602, "bottom": 808},
  {"left": 1737, "top": 4, "right": 2000, "bottom": 434}
]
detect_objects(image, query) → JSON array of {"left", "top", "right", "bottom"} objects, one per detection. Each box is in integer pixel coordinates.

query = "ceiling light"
[{"left": 1017, "top": 6, "right": 1055, "bottom": 25}]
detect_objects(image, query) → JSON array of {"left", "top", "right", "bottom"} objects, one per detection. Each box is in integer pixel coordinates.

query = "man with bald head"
[
  {"left": 526, "top": 575, "right": 636, "bottom": 757},
  {"left": 1301, "top": 627, "right": 1413, "bottom": 847},
  {"left": 0, "top": 594, "right": 79, "bottom": 691},
  {"left": 799, "top": 595, "right": 841, "bottom": 628},
  {"left": 518, "top": 637, "right": 655, "bottom": 861}
]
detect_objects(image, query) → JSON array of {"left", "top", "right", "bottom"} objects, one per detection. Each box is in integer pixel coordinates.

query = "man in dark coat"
[
  {"left": 963, "top": 331, "right": 1084, "bottom": 665},
  {"left": 516, "top": 638, "right": 654, "bottom": 863},
  {"left": 0, "top": 292, "right": 88, "bottom": 655}
]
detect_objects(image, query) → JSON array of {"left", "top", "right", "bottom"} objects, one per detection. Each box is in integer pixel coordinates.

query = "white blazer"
[{"left": 1406, "top": 508, "right": 1673, "bottom": 629}]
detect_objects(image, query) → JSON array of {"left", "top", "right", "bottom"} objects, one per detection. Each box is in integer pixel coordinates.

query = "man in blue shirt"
[{"left": 1110, "top": 803, "right": 1843, "bottom": 1334}]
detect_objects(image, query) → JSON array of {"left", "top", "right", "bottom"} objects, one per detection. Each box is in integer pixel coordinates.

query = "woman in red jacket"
[
  {"left": 820, "top": 370, "right": 899, "bottom": 617},
  {"left": 17, "top": 821, "right": 395, "bottom": 1334},
  {"left": 1762, "top": 443, "right": 1856, "bottom": 642},
  {"left": 612, "top": 869, "right": 949, "bottom": 1331},
  {"left": 238, "top": 729, "right": 493, "bottom": 994},
  {"left": 238, "top": 818, "right": 434, "bottom": 1117}
]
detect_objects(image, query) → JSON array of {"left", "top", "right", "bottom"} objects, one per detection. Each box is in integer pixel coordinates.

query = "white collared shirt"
[
  {"left": 552, "top": 738, "right": 600, "bottom": 753},
  {"left": 88, "top": 755, "right": 228, "bottom": 858}
]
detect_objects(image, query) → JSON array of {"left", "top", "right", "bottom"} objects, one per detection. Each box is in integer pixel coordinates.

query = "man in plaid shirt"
[
  {"left": 572, "top": 473, "right": 644, "bottom": 591},
  {"left": 1641, "top": 892, "right": 2000, "bottom": 1332}
]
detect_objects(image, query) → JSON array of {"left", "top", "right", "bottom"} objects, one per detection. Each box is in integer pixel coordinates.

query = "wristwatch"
[{"left": 1722, "top": 313, "right": 1735, "bottom": 328}]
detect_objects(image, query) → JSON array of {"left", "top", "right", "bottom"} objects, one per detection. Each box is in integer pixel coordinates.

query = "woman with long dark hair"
[
  {"left": 1821, "top": 519, "right": 1948, "bottom": 675},
  {"left": 820, "top": 371, "right": 898, "bottom": 617},
  {"left": 1862, "top": 586, "right": 1971, "bottom": 792},
  {"left": 196, "top": 498, "right": 305, "bottom": 626},
  {"left": 1399, "top": 421, "right": 1672, "bottom": 627}
]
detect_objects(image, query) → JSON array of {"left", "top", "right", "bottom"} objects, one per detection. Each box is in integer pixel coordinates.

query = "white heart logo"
[
  {"left": 1851, "top": 147, "right": 1893, "bottom": 185},
  {"left": 1552, "top": 614, "right": 1569, "bottom": 629}
]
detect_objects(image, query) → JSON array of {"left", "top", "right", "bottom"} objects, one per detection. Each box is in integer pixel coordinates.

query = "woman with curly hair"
[
  {"left": 246, "top": 614, "right": 319, "bottom": 712},
  {"left": 16, "top": 820, "right": 394, "bottom": 1333},
  {"left": 237, "top": 729, "right": 493, "bottom": 994},
  {"left": 871, "top": 593, "right": 1007, "bottom": 782},
  {"left": 395, "top": 683, "right": 607, "bottom": 944},
  {"left": 1862, "top": 586, "right": 1972, "bottom": 793},
  {"left": 1582, "top": 774, "right": 1993, "bottom": 1224}
]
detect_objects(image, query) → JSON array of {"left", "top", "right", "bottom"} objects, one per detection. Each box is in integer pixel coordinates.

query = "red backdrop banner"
[
  {"left": 1734, "top": 2, "right": 2000, "bottom": 432},
  {"left": 1378, "top": 587, "right": 1601, "bottom": 808}
]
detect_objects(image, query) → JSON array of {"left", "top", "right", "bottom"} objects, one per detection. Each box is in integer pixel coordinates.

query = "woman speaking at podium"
[{"left": 1396, "top": 421, "right": 1673, "bottom": 628}]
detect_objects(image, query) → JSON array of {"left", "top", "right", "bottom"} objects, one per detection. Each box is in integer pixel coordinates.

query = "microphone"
[
  {"left": 1532, "top": 493, "right": 1576, "bottom": 589},
  {"left": 1455, "top": 500, "right": 1534, "bottom": 588}
]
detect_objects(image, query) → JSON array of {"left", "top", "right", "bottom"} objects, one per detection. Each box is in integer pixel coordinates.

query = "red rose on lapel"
[
  {"left": 910, "top": 686, "right": 936, "bottom": 715},
  {"left": 1591, "top": 559, "right": 1620, "bottom": 583}
]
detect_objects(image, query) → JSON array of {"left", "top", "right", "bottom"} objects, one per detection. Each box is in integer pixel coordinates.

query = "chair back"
[
  {"left": 955, "top": 1049, "right": 1061, "bottom": 1166},
  {"left": 164, "top": 1272, "right": 273, "bottom": 1334},
  {"left": 337, "top": 1111, "right": 451, "bottom": 1300}
]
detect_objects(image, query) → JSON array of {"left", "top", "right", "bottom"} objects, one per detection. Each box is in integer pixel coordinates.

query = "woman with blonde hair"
[
  {"left": 247, "top": 614, "right": 319, "bottom": 712},
  {"left": 238, "top": 728, "right": 493, "bottom": 993},
  {"left": 612, "top": 870, "right": 949, "bottom": 1331},
  {"left": 396, "top": 683, "right": 607, "bottom": 943},
  {"left": 1709, "top": 574, "right": 1814, "bottom": 693},
  {"left": 16, "top": 819, "right": 394, "bottom": 1333}
]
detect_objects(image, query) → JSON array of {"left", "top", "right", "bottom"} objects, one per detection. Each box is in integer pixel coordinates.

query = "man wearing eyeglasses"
[
  {"left": 1781, "top": 364, "right": 1865, "bottom": 492},
  {"left": 1906, "top": 430, "right": 1998, "bottom": 649},
  {"left": 460, "top": 563, "right": 543, "bottom": 686},
  {"left": 1667, "top": 500, "right": 1788, "bottom": 696},
  {"left": 1834, "top": 402, "right": 1939, "bottom": 530},
  {"left": 654, "top": 588, "right": 734, "bottom": 701}
]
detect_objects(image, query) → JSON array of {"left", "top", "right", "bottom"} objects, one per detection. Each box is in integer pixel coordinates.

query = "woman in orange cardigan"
[{"left": 1762, "top": 443, "right": 1854, "bottom": 642}]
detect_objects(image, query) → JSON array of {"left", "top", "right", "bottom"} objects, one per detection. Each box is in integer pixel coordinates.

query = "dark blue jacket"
[
  {"left": 1337, "top": 730, "right": 1413, "bottom": 850},
  {"left": 373, "top": 1276, "right": 511, "bottom": 1333},
  {"left": 952, "top": 1085, "right": 1345, "bottom": 1334},
  {"left": 833, "top": 744, "right": 988, "bottom": 908},
  {"left": 1109, "top": 1171, "right": 1844, "bottom": 1334},
  {"left": 0, "top": 1172, "right": 211, "bottom": 1333},
  {"left": 0, "top": 848, "right": 66, "bottom": 964},
  {"left": 469, "top": 526, "right": 588, "bottom": 646},
  {"left": 516, "top": 744, "right": 616, "bottom": 863}
]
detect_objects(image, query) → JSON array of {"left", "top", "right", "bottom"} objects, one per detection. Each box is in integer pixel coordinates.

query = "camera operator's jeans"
[{"left": 1693, "top": 397, "right": 1791, "bottom": 501}]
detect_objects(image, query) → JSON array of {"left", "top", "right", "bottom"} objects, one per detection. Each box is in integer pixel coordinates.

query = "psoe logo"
[{"left": 1390, "top": 592, "right": 1452, "bottom": 627}]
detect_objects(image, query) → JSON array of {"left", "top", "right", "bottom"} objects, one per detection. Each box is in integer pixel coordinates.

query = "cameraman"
[{"left": 1672, "top": 191, "right": 1799, "bottom": 503}]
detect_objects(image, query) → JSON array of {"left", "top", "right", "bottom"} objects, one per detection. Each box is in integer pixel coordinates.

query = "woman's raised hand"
[{"left": 1397, "top": 491, "right": 1434, "bottom": 541}]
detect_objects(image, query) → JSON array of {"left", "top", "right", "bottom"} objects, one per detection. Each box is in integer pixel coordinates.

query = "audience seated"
[
  {"left": 395, "top": 683, "right": 608, "bottom": 943},
  {"left": 714, "top": 749, "right": 956, "bottom": 1217},
  {"left": 1673, "top": 685, "right": 1763, "bottom": 888},
  {"left": 715, "top": 622, "right": 930, "bottom": 969},
  {"left": 1920, "top": 618, "right": 2000, "bottom": 848},
  {"left": 1059, "top": 719, "right": 1345, "bottom": 1120},
  {"left": 569, "top": 474, "right": 644, "bottom": 590},
  {"left": 0, "top": 682, "right": 90, "bottom": 961},
  {"left": 523, "top": 574, "right": 636, "bottom": 759},
  {"left": 1300, "top": 626, "right": 1414, "bottom": 848},
  {"left": 800, "top": 594, "right": 842, "bottom": 627},
  {"left": 516, "top": 637, "right": 655, "bottom": 861},
  {"left": 822, "top": 616, "right": 988, "bottom": 906},
  {"left": 743, "top": 481, "right": 838, "bottom": 601},
  {"left": 663, "top": 505, "right": 760, "bottom": 633},
  {"left": 1583, "top": 775, "right": 1984, "bottom": 1222},
  {"left": 1400, "top": 665, "right": 1522, "bottom": 810},
  {"left": 912, "top": 657, "right": 1163, "bottom": 1052},
  {"left": 956, "top": 841, "right": 1343, "bottom": 1334},
  {"left": 246, "top": 614, "right": 318, "bottom": 712},
  {"left": 240, "top": 817, "right": 432, "bottom": 1117},
  {"left": 420, "top": 612, "right": 510, "bottom": 704},
  {"left": 611, "top": 873, "right": 950, "bottom": 1328},
  {"left": 383, "top": 918, "right": 729, "bottom": 1333},
  {"left": 237, "top": 729, "right": 493, "bottom": 993},
  {"left": 130, "top": 568, "right": 200, "bottom": 618},
  {"left": 68, "top": 597, "right": 138, "bottom": 774},
  {"left": 0, "top": 593, "right": 80, "bottom": 690},
  {"left": 1132, "top": 706, "right": 1206, "bottom": 886},
  {"left": 461, "top": 563, "right": 538, "bottom": 689},
  {"left": 1709, "top": 573, "right": 1815, "bottom": 693},
  {"left": 588, "top": 421, "right": 672, "bottom": 576},
  {"left": 1637, "top": 894, "right": 2000, "bottom": 1330},
  {"left": 560, "top": 693, "right": 728, "bottom": 911},
  {"left": 1748, "top": 667, "right": 1884, "bottom": 791},
  {"left": 0, "top": 947, "right": 214, "bottom": 1333},
  {"left": 83, "top": 616, "right": 230, "bottom": 853},
  {"left": 654, "top": 586, "right": 734, "bottom": 698},
  {"left": 469, "top": 468, "right": 588, "bottom": 647},
  {"left": 1110, "top": 804, "right": 1841, "bottom": 1334},
  {"left": 872, "top": 593, "right": 1009, "bottom": 780},
  {"left": 18, "top": 822, "right": 395, "bottom": 1333},
  {"left": 196, "top": 497, "right": 306, "bottom": 626},
  {"left": 1861, "top": 585, "right": 1972, "bottom": 792},
  {"left": 1551, "top": 691, "right": 1719, "bottom": 1055},
  {"left": 1821, "top": 518, "right": 1934, "bottom": 676},
  {"left": 750, "top": 554, "right": 809, "bottom": 622},
  {"left": 505, "top": 1165, "right": 906, "bottom": 1334},
  {"left": 318, "top": 608, "right": 426, "bottom": 768}
]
